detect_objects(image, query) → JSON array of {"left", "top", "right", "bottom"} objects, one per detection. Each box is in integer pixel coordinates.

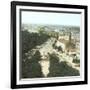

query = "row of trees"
[
  {"left": 22, "top": 51, "right": 80, "bottom": 78},
  {"left": 22, "top": 30, "right": 50, "bottom": 59},
  {"left": 21, "top": 30, "right": 50, "bottom": 78}
]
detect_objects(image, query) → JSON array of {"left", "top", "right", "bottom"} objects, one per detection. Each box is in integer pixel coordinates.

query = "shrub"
[{"left": 73, "top": 59, "right": 80, "bottom": 63}]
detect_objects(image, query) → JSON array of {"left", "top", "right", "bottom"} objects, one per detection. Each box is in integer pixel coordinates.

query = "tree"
[
  {"left": 48, "top": 53, "right": 80, "bottom": 77},
  {"left": 22, "top": 50, "right": 43, "bottom": 78},
  {"left": 38, "top": 26, "right": 46, "bottom": 34},
  {"left": 48, "top": 53, "right": 60, "bottom": 77}
]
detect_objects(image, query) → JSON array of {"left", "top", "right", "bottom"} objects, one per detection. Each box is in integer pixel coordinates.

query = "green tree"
[
  {"left": 48, "top": 53, "right": 80, "bottom": 77},
  {"left": 22, "top": 50, "right": 43, "bottom": 78},
  {"left": 38, "top": 26, "right": 46, "bottom": 34}
]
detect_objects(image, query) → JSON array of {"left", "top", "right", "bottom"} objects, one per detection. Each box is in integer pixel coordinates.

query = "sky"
[{"left": 21, "top": 11, "right": 81, "bottom": 26}]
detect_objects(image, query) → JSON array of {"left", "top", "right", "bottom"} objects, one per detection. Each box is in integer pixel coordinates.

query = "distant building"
[{"left": 58, "top": 35, "right": 69, "bottom": 40}]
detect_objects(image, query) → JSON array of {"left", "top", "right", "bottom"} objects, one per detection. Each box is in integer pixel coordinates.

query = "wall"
[{"left": 0, "top": 0, "right": 89, "bottom": 90}]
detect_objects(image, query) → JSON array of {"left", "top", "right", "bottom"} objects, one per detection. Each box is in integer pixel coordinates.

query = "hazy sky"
[{"left": 21, "top": 11, "right": 81, "bottom": 26}]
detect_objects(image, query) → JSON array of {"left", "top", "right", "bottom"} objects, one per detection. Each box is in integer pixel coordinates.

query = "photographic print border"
[{"left": 11, "top": 1, "right": 88, "bottom": 89}]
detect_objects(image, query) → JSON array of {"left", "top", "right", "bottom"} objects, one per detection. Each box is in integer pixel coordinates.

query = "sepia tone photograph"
[{"left": 20, "top": 10, "right": 80, "bottom": 79}]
